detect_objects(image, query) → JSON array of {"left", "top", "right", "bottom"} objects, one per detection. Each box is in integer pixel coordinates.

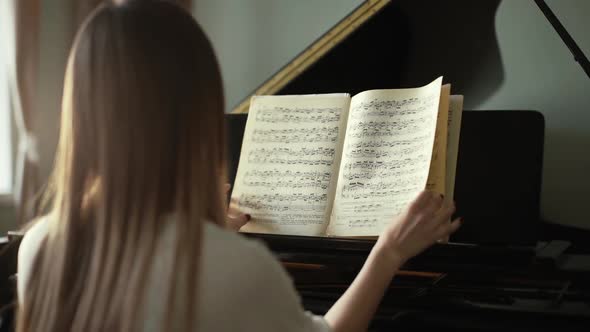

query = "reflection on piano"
[{"left": 227, "top": 0, "right": 590, "bottom": 330}]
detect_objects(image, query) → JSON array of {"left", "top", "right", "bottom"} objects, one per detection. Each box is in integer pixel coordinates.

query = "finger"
[
  {"left": 228, "top": 212, "right": 250, "bottom": 223},
  {"left": 430, "top": 191, "right": 445, "bottom": 208},
  {"left": 437, "top": 235, "right": 450, "bottom": 243},
  {"left": 448, "top": 217, "right": 462, "bottom": 234},
  {"left": 421, "top": 191, "right": 444, "bottom": 218},
  {"left": 230, "top": 197, "right": 240, "bottom": 206},
  {"left": 433, "top": 200, "right": 455, "bottom": 225},
  {"left": 228, "top": 206, "right": 242, "bottom": 216},
  {"left": 227, "top": 212, "right": 251, "bottom": 230},
  {"left": 436, "top": 217, "right": 462, "bottom": 238},
  {"left": 408, "top": 190, "right": 434, "bottom": 214}
]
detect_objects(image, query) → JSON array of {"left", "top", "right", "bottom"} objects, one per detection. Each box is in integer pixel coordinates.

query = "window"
[{"left": 0, "top": 7, "right": 13, "bottom": 197}]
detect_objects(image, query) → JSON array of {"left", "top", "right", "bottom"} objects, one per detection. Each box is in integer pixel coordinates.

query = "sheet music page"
[
  {"left": 425, "top": 84, "right": 451, "bottom": 195},
  {"left": 445, "top": 95, "right": 464, "bottom": 199},
  {"left": 327, "top": 77, "right": 443, "bottom": 237},
  {"left": 233, "top": 94, "right": 350, "bottom": 236}
]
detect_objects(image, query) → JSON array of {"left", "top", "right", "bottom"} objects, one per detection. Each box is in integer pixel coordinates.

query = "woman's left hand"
[{"left": 224, "top": 184, "right": 250, "bottom": 231}]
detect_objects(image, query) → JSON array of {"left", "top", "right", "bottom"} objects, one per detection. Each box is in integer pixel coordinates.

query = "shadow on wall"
[
  {"left": 541, "top": 128, "right": 590, "bottom": 226},
  {"left": 277, "top": 0, "right": 504, "bottom": 110},
  {"left": 393, "top": 0, "right": 504, "bottom": 109}
]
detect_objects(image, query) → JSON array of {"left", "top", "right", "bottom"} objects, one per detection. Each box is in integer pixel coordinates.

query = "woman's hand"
[
  {"left": 224, "top": 184, "right": 250, "bottom": 231},
  {"left": 376, "top": 190, "right": 462, "bottom": 265},
  {"left": 325, "top": 190, "right": 462, "bottom": 332}
]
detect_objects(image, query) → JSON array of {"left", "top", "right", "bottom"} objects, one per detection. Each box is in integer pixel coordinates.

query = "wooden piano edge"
[{"left": 281, "top": 261, "right": 442, "bottom": 278}]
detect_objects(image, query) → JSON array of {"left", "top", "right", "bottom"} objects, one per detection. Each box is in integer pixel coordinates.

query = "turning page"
[
  {"left": 445, "top": 95, "right": 464, "bottom": 200},
  {"left": 327, "top": 77, "right": 443, "bottom": 237},
  {"left": 425, "top": 84, "right": 451, "bottom": 194},
  {"left": 232, "top": 94, "right": 350, "bottom": 236}
]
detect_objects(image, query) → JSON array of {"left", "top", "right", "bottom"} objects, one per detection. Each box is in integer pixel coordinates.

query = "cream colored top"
[{"left": 17, "top": 218, "right": 331, "bottom": 332}]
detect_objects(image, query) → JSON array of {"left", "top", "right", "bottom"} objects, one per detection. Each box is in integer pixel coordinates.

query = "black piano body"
[
  {"left": 227, "top": 0, "right": 590, "bottom": 330},
  {"left": 226, "top": 110, "right": 590, "bottom": 331}
]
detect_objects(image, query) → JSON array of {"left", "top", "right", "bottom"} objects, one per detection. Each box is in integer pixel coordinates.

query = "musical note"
[
  {"left": 256, "top": 107, "right": 341, "bottom": 124},
  {"left": 248, "top": 147, "right": 335, "bottom": 165},
  {"left": 347, "top": 118, "right": 434, "bottom": 138},
  {"left": 243, "top": 169, "right": 332, "bottom": 190},
  {"left": 251, "top": 127, "right": 339, "bottom": 143},
  {"left": 347, "top": 218, "right": 378, "bottom": 228},
  {"left": 342, "top": 166, "right": 423, "bottom": 181}
]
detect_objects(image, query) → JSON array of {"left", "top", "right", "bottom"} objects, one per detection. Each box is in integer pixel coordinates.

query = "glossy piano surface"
[{"left": 246, "top": 233, "right": 590, "bottom": 331}]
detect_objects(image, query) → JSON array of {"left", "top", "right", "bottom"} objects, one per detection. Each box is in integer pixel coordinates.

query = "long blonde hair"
[{"left": 17, "top": 1, "right": 226, "bottom": 330}]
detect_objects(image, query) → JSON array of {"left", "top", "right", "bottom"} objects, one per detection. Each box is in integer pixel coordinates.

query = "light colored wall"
[
  {"left": 192, "top": 0, "right": 362, "bottom": 113},
  {"left": 193, "top": 0, "right": 590, "bottom": 230},
  {"left": 36, "top": 0, "right": 71, "bottom": 183},
  {"left": 479, "top": 0, "right": 590, "bottom": 230}
]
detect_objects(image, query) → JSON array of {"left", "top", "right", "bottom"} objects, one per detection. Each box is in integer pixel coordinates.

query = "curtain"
[
  {"left": 8, "top": 0, "right": 195, "bottom": 224},
  {"left": 9, "top": 0, "right": 42, "bottom": 225}
]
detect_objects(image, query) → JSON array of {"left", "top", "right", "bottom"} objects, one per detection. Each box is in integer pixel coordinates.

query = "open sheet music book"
[{"left": 231, "top": 77, "right": 464, "bottom": 237}]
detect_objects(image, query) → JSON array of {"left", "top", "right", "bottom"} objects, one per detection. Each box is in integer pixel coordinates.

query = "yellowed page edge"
[
  {"left": 426, "top": 84, "right": 451, "bottom": 195},
  {"left": 445, "top": 95, "right": 464, "bottom": 200}
]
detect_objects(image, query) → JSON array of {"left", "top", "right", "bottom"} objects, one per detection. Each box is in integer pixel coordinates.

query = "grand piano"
[
  {"left": 225, "top": 0, "right": 590, "bottom": 330},
  {"left": 1, "top": 0, "right": 589, "bottom": 331}
]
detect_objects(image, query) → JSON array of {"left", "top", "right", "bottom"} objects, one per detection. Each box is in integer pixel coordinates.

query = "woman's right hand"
[
  {"left": 376, "top": 190, "right": 462, "bottom": 266},
  {"left": 325, "top": 190, "right": 462, "bottom": 332}
]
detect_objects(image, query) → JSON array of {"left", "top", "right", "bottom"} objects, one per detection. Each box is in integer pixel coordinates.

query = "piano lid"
[
  {"left": 231, "top": 0, "right": 391, "bottom": 114},
  {"left": 230, "top": 0, "right": 503, "bottom": 114}
]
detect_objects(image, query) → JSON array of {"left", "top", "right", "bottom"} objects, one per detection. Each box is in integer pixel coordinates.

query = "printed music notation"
[
  {"left": 349, "top": 98, "right": 432, "bottom": 119},
  {"left": 342, "top": 155, "right": 430, "bottom": 172},
  {"left": 346, "top": 135, "right": 430, "bottom": 149},
  {"left": 328, "top": 86, "right": 441, "bottom": 235},
  {"left": 255, "top": 107, "right": 341, "bottom": 124},
  {"left": 343, "top": 166, "right": 422, "bottom": 181},
  {"left": 340, "top": 185, "right": 422, "bottom": 200},
  {"left": 238, "top": 193, "right": 328, "bottom": 211},
  {"left": 251, "top": 127, "right": 339, "bottom": 143},
  {"left": 347, "top": 118, "right": 434, "bottom": 138},
  {"left": 243, "top": 169, "right": 331, "bottom": 190},
  {"left": 247, "top": 147, "right": 335, "bottom": 166},
  {"left": 345, "top": 143, "right": 427, "bottom": 159},
  {"left": 341, "top": 175, "right": 423, "bottom": 194},
  {"left": 346, "top": 218, "right": 379, "bottom": 228},
  {"left": 336, "top": 200, "right": 408, "bottom": 215},
  {"left": 233, "top": 95, "right": 349, "bottom": 234}
]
